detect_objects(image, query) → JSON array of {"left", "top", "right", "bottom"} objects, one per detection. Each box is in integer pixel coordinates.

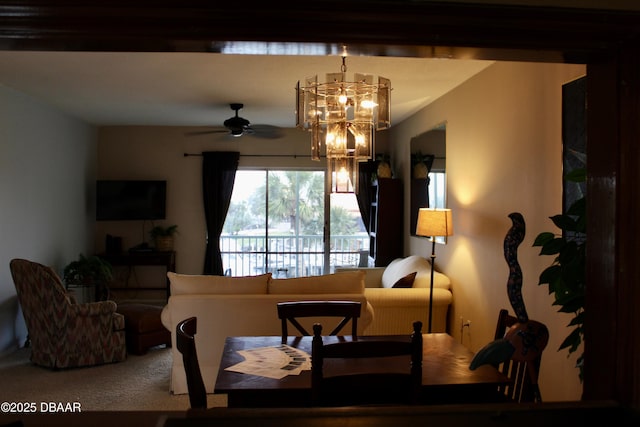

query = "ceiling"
[{"left": 0, "top": 51, "right": 494, "bottom": 131}]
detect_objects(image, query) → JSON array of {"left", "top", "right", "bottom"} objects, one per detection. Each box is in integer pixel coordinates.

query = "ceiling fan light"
[{"left": 224, "top": 103, "right": 251, "bottom": 137}]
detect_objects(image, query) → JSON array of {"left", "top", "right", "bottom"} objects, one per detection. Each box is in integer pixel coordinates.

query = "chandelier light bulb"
[
  {"left": 361, "top": 100, "right": 377, "bottom": 109},
  {"left": 326, "top": 132, "right": 335, "bottom": 145},
  {"left": 337, "top": 165, "right": 349, "bottom": 183},
  {"left": 331, "top": 133, "right": 347, "bottom": 150}
]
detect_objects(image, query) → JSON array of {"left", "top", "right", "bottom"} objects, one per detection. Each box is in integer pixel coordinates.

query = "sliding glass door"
[{"left": 221, "top": 170, "right": 367, "bottom": 277}]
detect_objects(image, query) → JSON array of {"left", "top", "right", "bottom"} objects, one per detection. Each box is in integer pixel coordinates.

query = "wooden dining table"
[{"left": 214, "top": 333, "right": 510, "bottom": 407}]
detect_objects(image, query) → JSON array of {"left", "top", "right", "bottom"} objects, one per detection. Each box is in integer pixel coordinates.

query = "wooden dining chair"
[
  {"left": 276, "top": 300, "right": 361, "bottom": 343},
  {"left": 494, "top": 309, "right": 548, "bottom": 403},
  {"left": 494, "top": 308, "right": 520, "bottom": 340},
  {"left": 310, "top": 320, "right": 423, "bottom": 406},
  {"left": 176, "top": 317, "right": 207, "bottom": 410}
]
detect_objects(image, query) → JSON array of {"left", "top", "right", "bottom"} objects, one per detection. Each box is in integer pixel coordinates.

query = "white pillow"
[
  {"left": 382, "top": 255, "right": 451, "bottom": 289},
  {"left": 268, "top": 270, "right": 365, "bottom": 294},
  {"left": 168, "top": 272, "right": 271, "bottom": 295}
]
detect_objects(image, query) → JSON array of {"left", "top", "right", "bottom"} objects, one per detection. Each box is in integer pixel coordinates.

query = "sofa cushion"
[
  {"left": 334, "top": 267, "right": 385, "bottom": 288},
  {"left": 392, "top": 271, "right": 417, "bottom": 288},
  {"left": 382, "top": 255, "right": 451, "bottom": 290},
  {"left": 168, "top": 272, "right": 271, "bottom": 295},
  {"left": 268, "top": 270, "right": 365, "bottom": 294}
]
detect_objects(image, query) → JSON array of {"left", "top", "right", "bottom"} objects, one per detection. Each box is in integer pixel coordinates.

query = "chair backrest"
[
  {"left": 176, "top": 317, "right": 207, "bottom": 410},
  {"left": 311, "top": 320, "right": 423, "bottom": 406},
  {"left": 494, "top": 308, "right": 518, "bottom": 340},
  {"left": 11, "top": 258, "right": 72, "bottom": 306},
  {"left": 10, "top": 258, "right": 126, "bottom": 369},
  {"left": 10, "top": 258, "right": 73, "bottom": 348},
  {"left": 494, "top": 309, "right": 548, "bottom": 403},
  {"left": 276, "top": 300, "right": 361, "bottom": 343}
]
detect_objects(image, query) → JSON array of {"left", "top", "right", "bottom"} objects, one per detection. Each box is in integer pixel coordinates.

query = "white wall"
[
  {"left": 391, "top": 61, "right": 586, "bottom": 401},
  {"left": 0, "top": 85, "right": 97, "bottom": 355}
]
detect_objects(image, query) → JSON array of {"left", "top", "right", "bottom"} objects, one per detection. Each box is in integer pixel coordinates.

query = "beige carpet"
[{"left": 0, "top": 345, "right": 227, "bottom": 411}]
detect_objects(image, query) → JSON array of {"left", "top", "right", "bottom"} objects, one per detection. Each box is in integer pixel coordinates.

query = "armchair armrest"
[
  {"left": 364, "top": 287, "right": 452, "bottom": 335},
  {"left": 364, "top": 287, "right": 452, "bottom": 308},
  {"left": 67, "top": 300, "right": 125, "bottom": 331},
  {"left": 70, "top": 300, "right": 118, "bottom": 317}
]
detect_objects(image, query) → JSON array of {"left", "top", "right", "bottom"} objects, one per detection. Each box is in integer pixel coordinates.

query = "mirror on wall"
[{"left": 410, "top": 123, "right": 447, "bottom": 243}]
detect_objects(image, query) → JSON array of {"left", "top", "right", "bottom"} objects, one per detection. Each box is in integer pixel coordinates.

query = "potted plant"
[
  {"left": 411, "top": 152, "right": 435, "bottom": 179},
  {"left": 150, "top": 224, "right": 178, "bottom": 251},
  {"left": 375, "top": 153, "right": 392, "bottom": 180},
  {"left": 533, "top": 167, "right": 586, "bottom": 381},
  {"left": 63, "top": 254, "right": 113, "bottom": 301}
]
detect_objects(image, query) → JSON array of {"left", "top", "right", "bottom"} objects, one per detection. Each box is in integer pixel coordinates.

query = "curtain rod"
[
  {"left": 184, "top": 153, "right": 445, "bottom": 160},
  {"left": 183, "top": 153, "right": 316, "bottom": 158}
]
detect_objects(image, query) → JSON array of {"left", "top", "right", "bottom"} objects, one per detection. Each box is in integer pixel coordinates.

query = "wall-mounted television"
[{"left": 96, "top": 180, "right": 166, "bottom": 221}]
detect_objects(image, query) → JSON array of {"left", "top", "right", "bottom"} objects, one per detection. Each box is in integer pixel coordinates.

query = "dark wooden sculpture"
[{"left": 470, "top": 212, "right": 549, "bottom": 402}]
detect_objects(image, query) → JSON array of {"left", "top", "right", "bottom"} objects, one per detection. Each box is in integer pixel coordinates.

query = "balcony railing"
[{"left": 220, "top": 234, "right": 370, "bottom": 278}]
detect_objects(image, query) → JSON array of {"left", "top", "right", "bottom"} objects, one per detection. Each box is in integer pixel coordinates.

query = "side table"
[{"left": 99, "top": 251, "right": 176, "bottom": 301}]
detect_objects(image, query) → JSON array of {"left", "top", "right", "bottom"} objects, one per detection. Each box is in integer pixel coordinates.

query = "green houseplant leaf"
[
  {"left": 63, "top": 254, "right": 113, "bottom": 301},
  {"left": 149, "top": 224, "right": 178, "bottom": 239},
  {"left": 533, "top": 167, "right": 586, "bottom": 382},
  {"left": 149, "top": 224, "right": 179, "bottom": 252},
  {"left": 63, "top": 254, "right": 113, "bottom": 286}
]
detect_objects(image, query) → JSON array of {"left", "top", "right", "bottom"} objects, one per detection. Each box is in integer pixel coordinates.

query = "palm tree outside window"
[{"left": 221, "top": 170, "right": 368, "bottom": 277}]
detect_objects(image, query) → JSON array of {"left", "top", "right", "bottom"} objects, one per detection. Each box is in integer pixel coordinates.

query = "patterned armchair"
[{"left": 10, "top": 258, "right": 127, "bottom": 368}]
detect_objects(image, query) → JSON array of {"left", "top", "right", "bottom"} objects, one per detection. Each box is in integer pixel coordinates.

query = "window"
[
  {"left": 429, "top": 172, "right": 446, "bottom": 210},
  {"left": 221, "top": 170, "right": 367, "bottom": 277}
]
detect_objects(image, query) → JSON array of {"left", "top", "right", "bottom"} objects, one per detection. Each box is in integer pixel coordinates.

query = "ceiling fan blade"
[
  {"left": 185, "top": 104, "right": 284, "bottom": 139},
  {"left": 246, "top": 124, "right": 285, "bottom": 139},
  {"left": 184, "top": 128, "right": 228, "bottom": 136}
]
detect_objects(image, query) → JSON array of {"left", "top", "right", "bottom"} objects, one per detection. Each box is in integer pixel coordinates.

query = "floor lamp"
[{"left": 416, "top": 208, "right": 454, "bottom": 333}]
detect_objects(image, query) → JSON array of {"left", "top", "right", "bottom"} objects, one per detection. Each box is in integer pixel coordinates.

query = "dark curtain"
[
  {"left": 356, "top": 160, "right": 378, "bottom": 233},
  {"left": 202, "top": 151, "right": 240, "bottom": 275}
]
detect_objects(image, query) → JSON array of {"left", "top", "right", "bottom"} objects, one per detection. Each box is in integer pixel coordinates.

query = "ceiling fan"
[{"left": 186, "top": 103, "right": 283, "bottom": 139}]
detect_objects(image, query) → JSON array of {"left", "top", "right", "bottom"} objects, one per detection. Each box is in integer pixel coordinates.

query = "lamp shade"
[{"left": 416, "top": 208, "right": 453, "bottom": 237}]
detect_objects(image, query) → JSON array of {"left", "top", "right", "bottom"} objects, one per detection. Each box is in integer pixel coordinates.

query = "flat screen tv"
[{"left": 96, "top": 180, "right": 166, "bottom": 221}]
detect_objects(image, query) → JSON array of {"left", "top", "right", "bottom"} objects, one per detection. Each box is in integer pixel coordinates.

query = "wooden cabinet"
[{"left": 369, "top": 178, "right": 403, "bottom": 267}]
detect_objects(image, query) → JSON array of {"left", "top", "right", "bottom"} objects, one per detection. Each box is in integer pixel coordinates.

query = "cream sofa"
[
  {"left": 160, "top": 270, "right": 373, "bottom": 395},
  {"left": 336, "top": 255, "right": 452, "bottom": 335}
]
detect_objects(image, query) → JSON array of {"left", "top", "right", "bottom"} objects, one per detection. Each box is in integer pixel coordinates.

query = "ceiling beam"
[{"left": 0, "top": 2, "right": 639, "bottom": 63}]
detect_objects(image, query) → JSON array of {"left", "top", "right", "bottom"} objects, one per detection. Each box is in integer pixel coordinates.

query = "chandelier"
[{"left": 296, "top": 54, "right": 391, "bottom": 193}]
